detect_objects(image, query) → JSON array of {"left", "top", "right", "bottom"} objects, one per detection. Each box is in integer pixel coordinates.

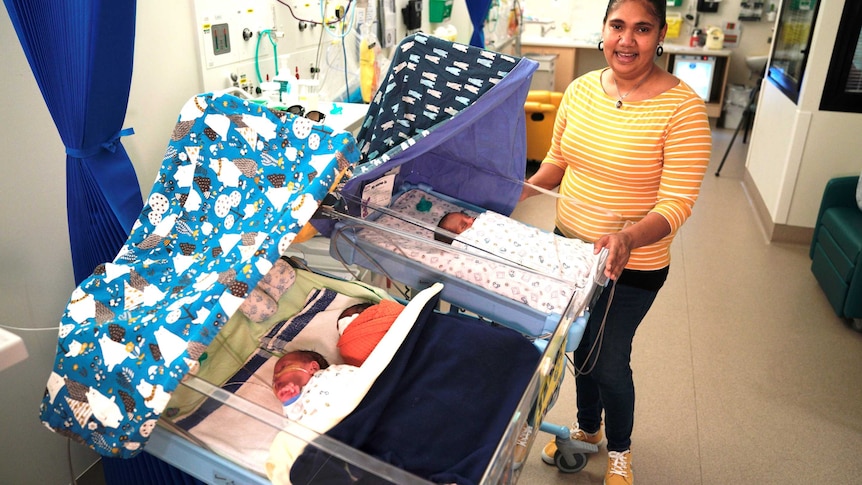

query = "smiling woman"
[
  {"left": 598, "top": 0, "right": 675, "bottom": 101},
  {"left": 519, "top": 1, "right": 712, "bottom": 483}
]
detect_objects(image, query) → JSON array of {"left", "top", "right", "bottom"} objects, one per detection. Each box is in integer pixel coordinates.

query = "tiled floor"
[{"left": 512, "top": 124, "right": 862, "bottom": 484}]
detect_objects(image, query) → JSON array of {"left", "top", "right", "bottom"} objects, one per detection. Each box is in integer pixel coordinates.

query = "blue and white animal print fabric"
[{"left": 39, "top": 92, "right": 358, "bottom": 457}]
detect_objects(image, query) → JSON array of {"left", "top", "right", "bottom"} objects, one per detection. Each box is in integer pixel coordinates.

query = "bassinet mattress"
[{"left": 353, "top": 189, "right": 600, "bottom": 316}]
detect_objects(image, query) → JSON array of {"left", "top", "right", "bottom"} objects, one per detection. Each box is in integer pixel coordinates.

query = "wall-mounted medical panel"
[
  {"left": 195, "top": 1, "right": 273, "bottom": 71},
  {"left": 193, "top": 0, "right": 362, "bottom": 98}
]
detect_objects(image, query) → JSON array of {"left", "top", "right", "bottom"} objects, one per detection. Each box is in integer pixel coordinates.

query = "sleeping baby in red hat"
[{"left": 271, "top": 299, "right": 405, "bottom": 418}]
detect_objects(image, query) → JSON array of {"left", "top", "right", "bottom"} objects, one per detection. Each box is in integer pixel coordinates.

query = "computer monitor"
[{"left": 673, "top": 55, "right": 716, "bottom": 101}]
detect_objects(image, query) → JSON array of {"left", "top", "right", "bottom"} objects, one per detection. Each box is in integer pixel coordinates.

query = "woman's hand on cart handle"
[
  {"left": 595, "top": 213, "right": 671, "bottom": 281},
  {"left": 595, "top": 232, "right": 632, "bottom": 281}
]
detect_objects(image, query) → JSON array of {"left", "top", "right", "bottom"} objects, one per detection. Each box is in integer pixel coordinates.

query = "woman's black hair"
[{"left": 604, "top": 0, "right": 667, "bottom": 29}]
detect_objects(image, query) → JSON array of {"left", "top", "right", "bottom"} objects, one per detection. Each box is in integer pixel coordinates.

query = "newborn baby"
[
  {"left": 272, "top": 349, "right": 333, "bottom": 407},
  {"left": 272, "top": 300, "right": 404, "bottom": 419},
  {"left": 436, "top": 210, "right": 598, "bottom": 283}
]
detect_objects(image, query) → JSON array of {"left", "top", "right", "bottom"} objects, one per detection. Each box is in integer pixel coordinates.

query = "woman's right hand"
[{"left": 594, "top": 232, "right": 633, "bottom": 281}]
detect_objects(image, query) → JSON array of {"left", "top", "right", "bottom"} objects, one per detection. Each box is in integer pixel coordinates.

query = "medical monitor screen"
[{"left": 673, "top": 55, "right": 716, "bottom": 101}]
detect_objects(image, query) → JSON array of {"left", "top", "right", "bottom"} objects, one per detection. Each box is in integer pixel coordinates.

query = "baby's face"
[
  {"left": 272, "top": 354, "right": 316, "bottom": 403},
  {"left": 442, "top": 212, "right": 475, "bottom": 234}
]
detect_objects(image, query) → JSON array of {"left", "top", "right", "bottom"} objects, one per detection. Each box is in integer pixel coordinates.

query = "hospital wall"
[
  {"left": 1, "top": 1, "right": 858, "bottom": 484},
  {"left": 744, "top": 0, "right": 862, "bottom": 241}
]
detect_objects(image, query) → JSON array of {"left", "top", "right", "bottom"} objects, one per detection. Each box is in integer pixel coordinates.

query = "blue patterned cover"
[{"left": 39, "top": 92, "right": 359, "bottom": 458}]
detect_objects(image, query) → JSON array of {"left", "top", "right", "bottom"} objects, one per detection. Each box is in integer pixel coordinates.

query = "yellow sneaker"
[
  {"left": 513, "top": 424, "right": 532, "bottom": 469},
  {"left": 604, "top": 449, "right": 633, "bottom": 485},
  {"left": 540, "top": 424, "right": 604, "bottom": 465}
]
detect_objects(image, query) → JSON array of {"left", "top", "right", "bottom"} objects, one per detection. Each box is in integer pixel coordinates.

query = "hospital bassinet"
[
  {"left": 321, "top": 33, "right": 606, "bottom": 344},
  {"left": 40, "top": 34, "right": 603, "bottom": 485},
  {"left": 99, "top": 264, "right": 597, "bottom": 485},
  {"left": 328, "top": 185, "right": 606, "bottom": 341},
  {"left": 131, "top": 265, "right": 594, "bottom": 485}
]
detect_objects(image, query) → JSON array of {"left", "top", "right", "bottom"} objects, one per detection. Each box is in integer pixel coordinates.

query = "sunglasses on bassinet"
[{"left": 286, "top": 105, "right": 326, "bottom": 123}]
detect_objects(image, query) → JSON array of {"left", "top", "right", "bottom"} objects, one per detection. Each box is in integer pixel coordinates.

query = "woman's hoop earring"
[
  {"left": 598, "top": 40, "right": 604, "bottom": 51},
  {"left": 656, "top": 44, "right": 664, "bottom": 57}
]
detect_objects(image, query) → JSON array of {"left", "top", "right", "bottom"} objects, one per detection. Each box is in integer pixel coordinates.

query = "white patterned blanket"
[{"left": 356, "top": 189, "right": 602, "bottom": 316}]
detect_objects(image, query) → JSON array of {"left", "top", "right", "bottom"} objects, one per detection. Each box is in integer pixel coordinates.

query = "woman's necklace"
[{"left": 612, "top": 64, "right": 654, "bottom": 109}]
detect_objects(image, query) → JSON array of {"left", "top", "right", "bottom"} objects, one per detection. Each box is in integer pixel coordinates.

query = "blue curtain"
[
  {"left": 4, "top": 0, "right": 142, "bottom": 284},
  {"left": 466, "top": 0, "right": 494, "bottom": 48}
]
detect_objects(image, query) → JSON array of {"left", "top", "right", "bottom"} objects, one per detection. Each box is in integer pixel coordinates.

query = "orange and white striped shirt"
[{"left": 543, "top": 68, "right": 712, "bottom": 271}]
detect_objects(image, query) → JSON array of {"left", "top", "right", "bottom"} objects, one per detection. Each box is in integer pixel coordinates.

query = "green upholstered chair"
[{"left": 810, "top": 175, "right": 862, "bottom": 330}]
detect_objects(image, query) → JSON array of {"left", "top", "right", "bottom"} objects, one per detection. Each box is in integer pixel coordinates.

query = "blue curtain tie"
[
  {"left": 66, "top": 127, "right": 135, "bottom": 158},
  {"left": 466, "top": 0, "right": 494, "bottom": 47}
]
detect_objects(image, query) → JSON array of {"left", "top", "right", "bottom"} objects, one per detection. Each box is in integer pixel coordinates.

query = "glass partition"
[
  {"left": 767, "top": 0, "right": 820, "bottom": 103},
  {"left": 820, "top": 2, "right": 862, "bottom": 112}
]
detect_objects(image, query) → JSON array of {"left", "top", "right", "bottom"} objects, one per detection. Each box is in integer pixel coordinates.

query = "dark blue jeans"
[{"left": 573, "top": 280, "right": 660, "bottom": 452}]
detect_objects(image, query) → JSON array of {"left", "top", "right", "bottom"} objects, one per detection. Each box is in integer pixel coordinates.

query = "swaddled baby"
[
  {"left": 436, "top": 211, "right": 598, "bottom": 283},
  {"left": 271, "top": 299, "right": 405, "bottom": 415}
]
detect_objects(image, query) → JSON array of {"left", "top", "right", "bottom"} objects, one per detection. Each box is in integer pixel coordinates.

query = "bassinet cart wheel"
[{"left": 554, "top": 450, "right": 588, "bottom": 473}]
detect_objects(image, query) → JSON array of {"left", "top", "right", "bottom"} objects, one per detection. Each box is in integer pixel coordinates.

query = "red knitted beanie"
[{"left": 337, "top": 299, "right": 404, "bottom": 366}]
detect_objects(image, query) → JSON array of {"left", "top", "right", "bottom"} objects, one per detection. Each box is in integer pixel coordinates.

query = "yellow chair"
[{"left": 524, "top": 90, "right": 563, "bottom": 162}]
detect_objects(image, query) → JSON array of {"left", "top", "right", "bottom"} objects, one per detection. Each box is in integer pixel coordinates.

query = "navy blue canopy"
[{"left": 316, "top": 33, "right": 537, "bottom": 235}]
